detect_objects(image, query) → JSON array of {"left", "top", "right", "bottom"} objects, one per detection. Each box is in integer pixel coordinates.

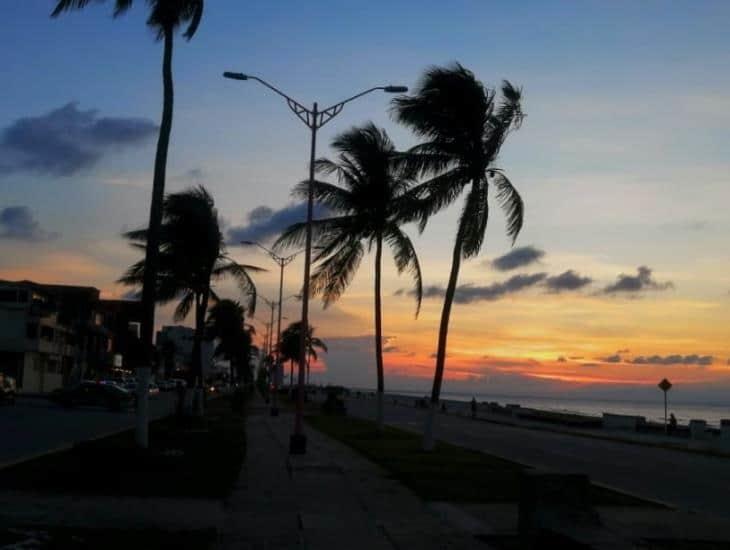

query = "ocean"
[{"left": 380, "top": 389, "right": 730, "bottom": 427}]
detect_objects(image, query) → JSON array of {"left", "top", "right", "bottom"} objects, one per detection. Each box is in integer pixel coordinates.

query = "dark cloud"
[
  {"left": 383, "top": 346, "right": 400, "bottom": 353},
  {"left": 603, "top": 266, "right": 673, "bottom": 295},
  {"left": 414, "top": 273, "right": 548, "bottom": 304},
  {"left": 557, "top": 356, "right": 567, "bottom": 362},
  {"left": 601, "top": 354, "right": 622, "bottom": 363},
  {"left": 544, "top": 270, "right": 593, "bottom": 293},
  {"left": 631, "top": 354, "right": 713, "bottom": 366},
  {"left": 398, "top": 267, "right": 592, "bottom": 302},
  {"left": 617, "top": 349, "right": 630, "bottom": 354},
  {"left": 456, "top": 273, "right": 548, "bottom": 303},
  {"left": 0, "top": 206, "right": 58, "bottom": 241},
  {"left": 0, "top": 102, "right": 157, "bottom": 176},
  {"left": 227, "top": 203, "right": 329, "bottom": 244},
  {"left": 491, "top": 246, "right": 545, "bottom": 271}
]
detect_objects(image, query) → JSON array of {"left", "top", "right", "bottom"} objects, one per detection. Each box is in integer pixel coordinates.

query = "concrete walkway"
[{"left": 220, "top": 396, "right": 485, "bottom": 549}]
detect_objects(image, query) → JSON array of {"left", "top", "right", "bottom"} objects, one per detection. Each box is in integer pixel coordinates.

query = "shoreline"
[{"left": 344, "top": 387, "right": 729, "bottom": 428}]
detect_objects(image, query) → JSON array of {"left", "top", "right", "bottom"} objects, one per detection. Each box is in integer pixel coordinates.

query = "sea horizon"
[{"left": 348, "top": 387, "right": 730, "bottom": 427}]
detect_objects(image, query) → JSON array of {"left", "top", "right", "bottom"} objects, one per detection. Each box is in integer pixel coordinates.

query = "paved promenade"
[
  {"left": 345, "top": 397, "right": 730, "bottom": 520},
  {"left": 221, "top": 396, "right": 485, "bottom": 549}
]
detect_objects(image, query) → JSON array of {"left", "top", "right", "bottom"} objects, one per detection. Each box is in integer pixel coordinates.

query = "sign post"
[{"left": 658, "top": 378, "right": 672, "bottom": 433}]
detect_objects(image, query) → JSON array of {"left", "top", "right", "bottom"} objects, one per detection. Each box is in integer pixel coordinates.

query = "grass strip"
[{"left": 306, "top": 413, "right": 655, "bottom": 506}]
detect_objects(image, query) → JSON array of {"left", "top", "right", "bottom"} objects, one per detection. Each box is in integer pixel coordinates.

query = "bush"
[{"left": 322, "top": 392, "right": 346, "bottom": 415}]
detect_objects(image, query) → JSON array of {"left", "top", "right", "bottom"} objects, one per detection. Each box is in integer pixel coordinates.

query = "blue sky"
[{"left": 2, "top": 1, "right": 729, "bottom": 395}]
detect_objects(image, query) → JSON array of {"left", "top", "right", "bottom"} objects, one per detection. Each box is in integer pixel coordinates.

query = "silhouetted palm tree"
[
  {"left": 276, "top": 123, "right": 423, "bottom": 430},
  {"left": 279, "top": 321, "right": 327, "bottom": 387},
  {"left": 52, "top": 0, "right": 204, "bottom": 366},
  {"left": 119, "top": 187, "right": 263, "bottom": 386},
  {"left": 392, "top": 64, "right": 525, "bottom": 450},
  {"left": 206, "top": 299, "right": 255, "bottom": 384}
]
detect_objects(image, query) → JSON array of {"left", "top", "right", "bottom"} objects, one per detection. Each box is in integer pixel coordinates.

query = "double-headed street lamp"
[
  {"left": 224, "top": 71, "right": 407, "bottom": 454},
  {"left": 243, "top": 240, "right": 304, "bottom": 416}
]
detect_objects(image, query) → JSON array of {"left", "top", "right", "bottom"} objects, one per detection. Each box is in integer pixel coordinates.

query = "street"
[
  {"left": 0, "top": 394, "right": 176, "bottom": 466},
  {"left": 346, "top": 397, "right": 730, "bottom": 519}
]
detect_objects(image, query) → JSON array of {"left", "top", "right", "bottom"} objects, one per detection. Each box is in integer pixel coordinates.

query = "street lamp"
[
  {"left": 225, "top": 71, "right": 407, "bottom": 454},
  {"left": 259, "top": 295, "right": 279, "bottom": 414},
  {"left": 243, "top": 240, "right": 304, "bottom": 416}
]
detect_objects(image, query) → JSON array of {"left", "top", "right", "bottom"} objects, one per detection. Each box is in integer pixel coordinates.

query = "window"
[
  {"left": 0, "top": 290, "right": 17, "bottom": 302},
  {"left": 40, "top": 326, "right": 54, "bottom": 341}
]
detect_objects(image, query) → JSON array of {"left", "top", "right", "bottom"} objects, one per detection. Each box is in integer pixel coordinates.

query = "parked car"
[
  {"left": 51, "top": 381, "right": 133, "bottom": 411},
  {"left": 148, "top": 383, "right": 160, "bottom": 396},
  {"left": 1, "top": 374, "right": 17, "bottom": 406},
  {"left": 157, "top": 380, "right": 176, "bottom": 392},
  {"left": 171, "top": 378, "right": 187, "bottom": 389}
]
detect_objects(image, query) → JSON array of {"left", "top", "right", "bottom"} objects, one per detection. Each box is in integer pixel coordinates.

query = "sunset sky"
[{"left": 2, "top": 2, "right": 729, "bottom": 399}]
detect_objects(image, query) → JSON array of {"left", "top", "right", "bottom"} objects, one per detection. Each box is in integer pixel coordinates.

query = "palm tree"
[
  {"left": 206, "top": 299, "right": 255, "bottom": 384},
  {"left": 275, "top": 123, "right": 423, "bottom": 431},
  {"left": 279, "top": 321, "right": 327, "bottom": 388},
  {"left": 119, "top": 187, "right": 263, "bottom": 390},
  {"left": 392, "top": 64, "right": 525, "bottom": 450},
  {"left": 52, "top": 0, "right": 204, "bottom": 371}
]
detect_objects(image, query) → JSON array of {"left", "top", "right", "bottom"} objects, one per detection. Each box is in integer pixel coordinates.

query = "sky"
[{"left": 2, "top": 1, "right": 729, "bottom": 401}]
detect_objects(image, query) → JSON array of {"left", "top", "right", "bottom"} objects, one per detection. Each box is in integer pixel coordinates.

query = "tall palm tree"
[
  {"left": 392, "top": 64, "right": 525, "bottom": 450},
  {"left": 276, "top": 123, "right": 423, "bottom": 431},
  {"left": 206, "top": 299, "right": 255, "bottom": 384},
  {"left": 279, "top": 321, "right": 327, "bottom": 388},
  {"left": 119, "top": 187, "right": 263, "bottom": 388},
  {"left": 52, "top": 0, "right": 204, "bottom": 369}
]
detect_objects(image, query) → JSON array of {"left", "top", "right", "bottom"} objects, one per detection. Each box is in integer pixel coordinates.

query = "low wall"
[{"left": 602, "top": 413, "right": 645, "bottom": 431}]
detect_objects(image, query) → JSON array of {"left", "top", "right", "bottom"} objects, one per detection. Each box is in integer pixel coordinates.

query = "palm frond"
[
  {"left": 384, "top": 226, "right": 423, "bottom": 317},
  {"left": 273, "top": 217, "right": 351, "bottom": 252},
  {"left": 458, "top": 180, "right": 489, "bottom": 258},
  {"left": 213, "top": 259, "right": 260, "bottom": 315},
  {"left": 174, "top": 291, "right": 195, "bottom": 322},
  {"left": 309, "top": 239, "right": 364, "bottom": 306},
  {"left": 490, "top": 169, "right": 524, "bottom": 243}
]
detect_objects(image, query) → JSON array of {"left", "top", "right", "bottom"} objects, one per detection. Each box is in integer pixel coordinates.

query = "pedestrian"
[
  {"left": 669, "top": 413, "right": 677, "bottom": 435},
  {"left": 471, "top": 397, "right": 477, "bottom": 419}
]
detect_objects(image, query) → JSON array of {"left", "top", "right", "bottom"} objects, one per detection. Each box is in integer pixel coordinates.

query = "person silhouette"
[{"left": 669, "top": 413, "right": 678, "bottom": 435}]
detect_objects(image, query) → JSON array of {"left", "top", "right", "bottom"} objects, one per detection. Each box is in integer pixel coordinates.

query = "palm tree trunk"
[
  {"left": 423, "top": 223, "right": 464, "bottom": 451},
  {"left": 137, "top": 26, "right": 174, "bottom": 448},
  {"left": 374, "top": 236, "right": 385, "bottom": 432}
]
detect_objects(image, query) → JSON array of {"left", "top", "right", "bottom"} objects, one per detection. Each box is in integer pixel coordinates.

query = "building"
[
  {"left": 0, "top": 280, "right": 143, "bottom": 393},
  {"left": 97, "top": 299, "right": 145, "bottom": 373},
  {"left": 156, "top": 325, "right": 215, "bottom": 381}
]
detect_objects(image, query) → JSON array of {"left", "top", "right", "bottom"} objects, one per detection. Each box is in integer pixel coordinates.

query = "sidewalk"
[{"left": 220, "top": 395, "right": 485, "bottom": 549}]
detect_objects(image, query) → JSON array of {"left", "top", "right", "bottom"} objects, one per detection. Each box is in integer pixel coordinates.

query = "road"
[
  {"left": 346, "top": 398, "right": 730, "bottom": 519},
  {"left": 0, "top": 394, "right": 176, "bottom": 466}
]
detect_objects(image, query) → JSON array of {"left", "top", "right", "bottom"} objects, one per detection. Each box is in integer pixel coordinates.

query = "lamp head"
[
  {"left": 383, "top": 85, "right": 408, "bottom": 93},
  {"left": 224, "top": 72, "right": 249, "bottom": 81}
]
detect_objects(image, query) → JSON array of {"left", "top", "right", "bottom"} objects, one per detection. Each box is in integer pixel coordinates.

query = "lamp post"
[
  {"left": 224, "top": 71, "right": 407, "bottom": 454},
  {"left": 259, "top": 296, "right": 278, "bottom": 414},
  {"left": 242, "top": 241, "right": 304, "bottom": 416}
]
